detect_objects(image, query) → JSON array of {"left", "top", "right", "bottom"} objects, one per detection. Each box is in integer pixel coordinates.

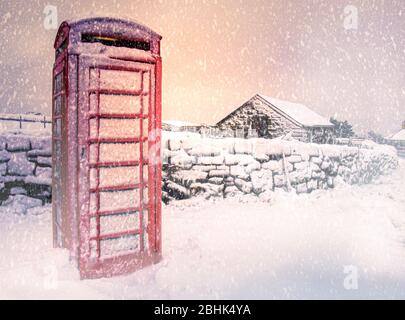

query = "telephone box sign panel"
[{"left": 52, "top": 17, "right": 162, "bottom": 279}]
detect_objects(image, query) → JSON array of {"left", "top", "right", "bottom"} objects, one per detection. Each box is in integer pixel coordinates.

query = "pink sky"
[{"left": 0, "top": 0, "right": 404, "bottom": 135}]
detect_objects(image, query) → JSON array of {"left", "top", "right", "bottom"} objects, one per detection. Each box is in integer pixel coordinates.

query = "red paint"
[{"left": 52, "top": 17, "right": 162, "bottom": 279}]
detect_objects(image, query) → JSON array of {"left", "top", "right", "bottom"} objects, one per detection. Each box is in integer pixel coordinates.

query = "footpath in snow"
[{"left": 0, "top": 160, "right": 405, "bottom": 299}]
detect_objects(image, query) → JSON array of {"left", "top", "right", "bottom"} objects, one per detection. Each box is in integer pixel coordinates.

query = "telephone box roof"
[{"left": 54, "top": 17, "right": 162, "bottom": 49}]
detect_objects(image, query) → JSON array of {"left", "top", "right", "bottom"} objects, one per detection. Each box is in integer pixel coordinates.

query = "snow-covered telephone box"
[{"left": 52, "top": 17, "right": 162, "bottom": 278}]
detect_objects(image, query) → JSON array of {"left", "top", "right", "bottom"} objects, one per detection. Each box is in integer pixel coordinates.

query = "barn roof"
[
  {"left": 257, "top": 94, "right": 333, "bottom": 127},
  {"left": 217, "top": 94, "right": 333, "bottom": 128},
  {"left": 388, "top": 129, "right": 405, "bottom": 141}
]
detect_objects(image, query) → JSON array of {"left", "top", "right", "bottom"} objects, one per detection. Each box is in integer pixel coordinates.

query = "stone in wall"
[
  {"left": 190, "top": 182, "right": 224, "bottom": 198},
  {"left": 208, "top": 169, "right": 229, "bottom": 178},
  {"left": 0, "top": 150, "right": 10, "bottom": 163},
  {"left": 0, "top": 162, "right": 7, "bottom": 176},
  {"left": 6, "top": 135, "right": 31, "bottom": 152},
  {"left": 251, "top": 170, "right": 273, "bottom": 194},
  {"left": 234, "top": 178, "right": 253, "bottom": 194},
  {"left": 7, "top": 152, "right": 35, "bottom": 176},
  {"left": 224, "top": 185, "right": 244, "bottom": 198},
  {"left": 230, "top": 166, "right": 249, "bottom": 180},
  {"left": 0, "top": 137, "right": 6, "bottom": 150}
]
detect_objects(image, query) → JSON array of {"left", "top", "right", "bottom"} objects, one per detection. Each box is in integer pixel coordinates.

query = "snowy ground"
[{"left": 1, "top": 160, "right": 405, "bottom": 299}]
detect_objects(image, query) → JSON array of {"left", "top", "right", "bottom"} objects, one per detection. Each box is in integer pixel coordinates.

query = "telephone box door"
[{"left": 77, "top": 55, "right": 160, "bottom": 278}]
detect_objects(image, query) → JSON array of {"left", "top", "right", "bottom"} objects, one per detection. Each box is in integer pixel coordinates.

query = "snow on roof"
[
  {"left": 258, "top": 94, "right": 333, "bottom": 127},
  {"left": 388, "top": 129, "right": 405, "bottom": 141},
  {"left": 66, "top": 17, "right": 162, "bottom": 39},
  {"left": 163, "top": 120, "right": 201, "bottom": 127}
]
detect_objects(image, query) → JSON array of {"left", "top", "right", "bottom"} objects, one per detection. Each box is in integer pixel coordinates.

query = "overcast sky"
[{"left": 0, "top": 0, "right": 404, "bottom": 135}]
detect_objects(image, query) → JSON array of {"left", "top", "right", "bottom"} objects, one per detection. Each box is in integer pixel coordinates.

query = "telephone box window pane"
[
  {"left": 143, "top": 94, "right": 149, "bottom": 114},
  {"left": 53, "top": 77, "right": 57, "bottom": 94},
  {"left": 142, "top": 142, "right": 148, "bottom": 161},
  {"left": 100, "top": 212, "right": 139, "bottom": 236},
  {"left": 89, "top": 94, "right": 98, "bottom": 113},
  {"left": 54, "top": 73, "right": 63, "bottom": 93},
  {"left": 142, "top": 119, "right": 149, "bottom": 137},
  {"left": 54, "top": 140, "right": 61, "bottom": 158},
  {"left": 90, "top": 217, "right": 97, "bottom": 238},
  {"left": 89, "top": 118, "right": 97, "bottom": 138},
  {"left": 90, "top": 166, "right": 140, "bottom": 189},
  {"left": 100, "top": 234, "right": 140, "bottom": 257},
  {"left": 99, "top": 70, "right": 142, "bottom": 91},
  {"left": 54, "top": 160, "right": 61, "bottom": 179},
  {"left": 54, "top": 118, "right": 61, "bottom": 136},
  {"left": 89, "top": 168, "right": 98, "bottom": 190},
  {"left": 89, "top": 144, "right": 97, "bottom": 164},
  {"left": 99, "top": 189, "right": 140, "bottom": 211},
  {"left": 89, "top": 240, "right": 98, "bottom": 258},
  {"left": 90, "top": 69, "right": 100, "bottom": 89},
  {"left": 54, "top": 96, "right": 62, "bottom": 116},
  {"left": 90, "top": 143, "right": 140, "bottom": 164},
  {"left": 90, "top": 189, "right": 140, "bottom": 213},
  {"left": 55, "top": 195, "right": 62, "bottom": 225},
  {"left": 142, "top": 165, "right": 148, "bottom": 184},
  {"left": 143, "top": 72, "right": 150, "bottom": 92},
  {"left": 143, "top": 226, "right": 149, "bottom": 250},
  {"left": 90, "top": 119, "right": 141, "bottom": 139},
  {"left": 54, "top": 165, "right": 61, "bottom": 179},
  {"left": 99, "top": 94, "right": 141, "bottom": 115},
  {"left": 143, "top": 188, "right": 149, "bottom": 204}
]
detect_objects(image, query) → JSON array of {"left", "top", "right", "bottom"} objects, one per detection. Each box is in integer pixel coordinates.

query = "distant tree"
[
  {"left": 329, "top": 117, "right": 355, "bottom": 138},
  {"left": 368, "top": 130, "right": 385, "bottom": 144}
]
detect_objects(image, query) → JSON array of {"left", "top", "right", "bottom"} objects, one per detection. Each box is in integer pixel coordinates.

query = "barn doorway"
[{"left": 251, "top": 115, "right": 270, "bottom": 138}]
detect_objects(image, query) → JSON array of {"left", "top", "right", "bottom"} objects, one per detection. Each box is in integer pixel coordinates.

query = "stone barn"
[
  {"left": 386, "top": 121, "right": 405, "bottom": 158},
  {"left": 216, "top": 94, "right": 334, "bottom": 143}
]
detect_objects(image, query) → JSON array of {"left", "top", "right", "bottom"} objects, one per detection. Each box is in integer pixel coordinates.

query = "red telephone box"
[{"left": 52, "top": 17, "right": 162, "bottom": 279}]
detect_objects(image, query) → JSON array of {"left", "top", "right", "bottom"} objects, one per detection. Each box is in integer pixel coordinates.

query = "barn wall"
[{"left": 217, "top": 96, "right": 309, "bottom": 141}]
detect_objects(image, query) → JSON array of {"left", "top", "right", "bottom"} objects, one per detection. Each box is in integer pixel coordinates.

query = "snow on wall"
[
  {"left": 162, "top": 131, "right": 399, "bottom": 202},
  {"left": 0, "top": 133, "right": 51, "bottom": 213}
]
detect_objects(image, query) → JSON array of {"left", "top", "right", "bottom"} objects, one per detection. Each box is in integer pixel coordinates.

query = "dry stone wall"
[
  {"left": 162, "top": 132, "right": 399, "bottom": 202},
  {"left": 0, "top": 132, "right": 399, "bottom": 212},
  {"left": 0, "top": 133, "right": 51, "bottom": 213}
]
